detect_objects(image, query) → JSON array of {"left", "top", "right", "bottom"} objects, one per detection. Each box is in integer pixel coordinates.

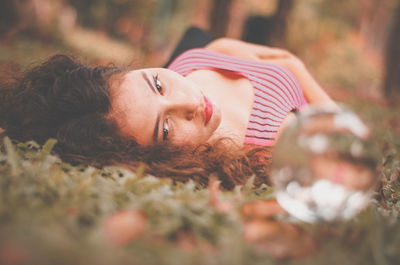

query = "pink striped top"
[{"left": 167, "top": 48, "right": 308, "bottom": 147}]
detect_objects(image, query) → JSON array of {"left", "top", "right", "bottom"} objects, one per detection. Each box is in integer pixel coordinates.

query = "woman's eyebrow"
[
  {"left": 141, "top": 71, "right": 157, "bottom": 94},
  {"left": 153, "top": 114, "right": 160, "bottom": 144},
  {"left": 141, "top": 71, "right": 159, "bottom": 143}
]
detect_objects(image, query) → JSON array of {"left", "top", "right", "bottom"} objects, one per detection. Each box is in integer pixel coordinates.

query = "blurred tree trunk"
[
  {"left": 273, "top": 0, "right": 294, "bottom": 46},
  {"left": 209, "top": 0, "right": 233, "bottom": 38},
  {"left": 0, "top": 0, "right": 20, "bottom": 38},
  {"left": 0, "top": 0, "right": 38, "bottom": 39},
  {"left": 241, "top": 0, "right": 293, "bottom": 46},
  {"left": 384, "top": 3, "right": 400, "bottom": 107},
  {"left": 359, "top": 0, "right": 390, "bottom": 55},
  {"left": 191, "top": 0, "right": 212, "bottom": 29}
]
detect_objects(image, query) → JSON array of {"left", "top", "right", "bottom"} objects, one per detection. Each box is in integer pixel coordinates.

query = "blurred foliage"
[
  {"left": 67, "top": 0, "right": 157, "bottom": 38},
  {"left": 286, "top": 0, "right": 396, "bottom": 92},
  {"left": 66, "top": 0, "right": 195, "bottom": 47},
  {"left": 0, "top": 37, "right": 72, "bottom": 70},
  {"left": 314, "top": 39, "right": 380, "bottom": 93},
  {"left": 1, "top": 0, "right": 396, "bottom": 80},
  {"left": 0, "top": 135, "right": 399, "bottom": 265}
]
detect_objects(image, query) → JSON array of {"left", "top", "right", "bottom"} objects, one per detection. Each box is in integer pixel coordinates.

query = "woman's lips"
[{"left": 204, "top": 96, "right": 213, "bottom": 125}]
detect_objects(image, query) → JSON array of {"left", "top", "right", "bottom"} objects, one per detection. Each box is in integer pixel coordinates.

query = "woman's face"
[{"left": 109, "top": 68, "right": 221, "bottom": 147}]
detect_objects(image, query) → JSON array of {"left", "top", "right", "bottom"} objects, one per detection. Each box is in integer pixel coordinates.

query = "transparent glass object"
[{"left": 272, "top": 106, "right": 379, "bottom": 222}]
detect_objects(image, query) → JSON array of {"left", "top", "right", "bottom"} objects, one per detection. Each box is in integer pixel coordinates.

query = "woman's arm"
[{"left": 205, "top": 38, "right": 336, "bottom": 107}]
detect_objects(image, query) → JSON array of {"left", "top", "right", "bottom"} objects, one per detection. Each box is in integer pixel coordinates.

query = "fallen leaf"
[{"left": 104, "top": 209, "right": 146, "bottom": 246}]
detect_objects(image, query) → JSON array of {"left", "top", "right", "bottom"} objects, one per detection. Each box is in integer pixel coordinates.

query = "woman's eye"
[
  {"left": 153, "top": 74, "right": 163, "bottom": 94},
  {"left": 162, "top": 122, "right": 169, "bottom": 141}
]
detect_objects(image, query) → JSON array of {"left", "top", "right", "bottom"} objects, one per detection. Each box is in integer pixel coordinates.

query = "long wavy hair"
[{"left": 0, "top": 55, "right": 270, "bottom": 189}]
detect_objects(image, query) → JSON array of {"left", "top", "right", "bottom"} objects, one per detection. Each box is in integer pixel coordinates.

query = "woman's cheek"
[{"left": 172, "top": 125, "right": 206, "bottom": 147}]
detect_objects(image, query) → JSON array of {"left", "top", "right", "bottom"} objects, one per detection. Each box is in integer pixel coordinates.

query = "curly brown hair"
[{"left": 0, "top": 55, "right": 270, "bottom": 189}]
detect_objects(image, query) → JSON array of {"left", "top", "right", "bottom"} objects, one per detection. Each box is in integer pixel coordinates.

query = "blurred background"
[
  {"left": 0, "top": 2, "right": 399, "bottom": 263},
  {"left": 0, "top": 0, "right": 399, "bottom": 110}
]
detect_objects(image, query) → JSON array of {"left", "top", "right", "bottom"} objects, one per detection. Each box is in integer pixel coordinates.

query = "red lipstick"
[{"left": 204, "top": 96, "right": 213, "bottom": 125}]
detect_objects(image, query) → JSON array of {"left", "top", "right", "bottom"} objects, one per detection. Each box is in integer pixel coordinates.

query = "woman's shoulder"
[{"left": 166, "top": 48, "right": 232, "bottom": 67}]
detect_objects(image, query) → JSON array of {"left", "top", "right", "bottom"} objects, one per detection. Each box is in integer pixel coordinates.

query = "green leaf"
[
  {"left": 41, "top": 139, "right": 58, "bottom": 156},
  {"left": 3, "top": 137, "right": 19, "bottom": 176}
]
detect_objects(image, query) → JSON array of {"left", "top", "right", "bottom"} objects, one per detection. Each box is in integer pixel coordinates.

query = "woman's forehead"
[{"left": 108, "top": 69, "right": 159, "bottom": 145}]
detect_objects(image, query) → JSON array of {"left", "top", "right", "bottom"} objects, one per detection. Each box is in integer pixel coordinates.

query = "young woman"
[{"left": 0, "top": 35, "right": 338, "bottom": 189}]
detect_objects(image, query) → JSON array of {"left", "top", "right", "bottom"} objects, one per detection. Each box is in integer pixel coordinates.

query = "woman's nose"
[
  {"left": 164, "top": 93, "right": 199, "bottom": 120},
  {"left": 169, "top": 101, "right": 198, "bottom": 120}
]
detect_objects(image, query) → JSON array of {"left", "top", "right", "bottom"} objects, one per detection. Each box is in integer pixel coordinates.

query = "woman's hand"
[{"left": 205, "top": 38, "right": 337, "bottom": 107}]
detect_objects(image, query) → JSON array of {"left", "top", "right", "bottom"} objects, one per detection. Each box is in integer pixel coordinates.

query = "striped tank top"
[{"left": 167, "top": 48, "right": 308, "bottom": 147}]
